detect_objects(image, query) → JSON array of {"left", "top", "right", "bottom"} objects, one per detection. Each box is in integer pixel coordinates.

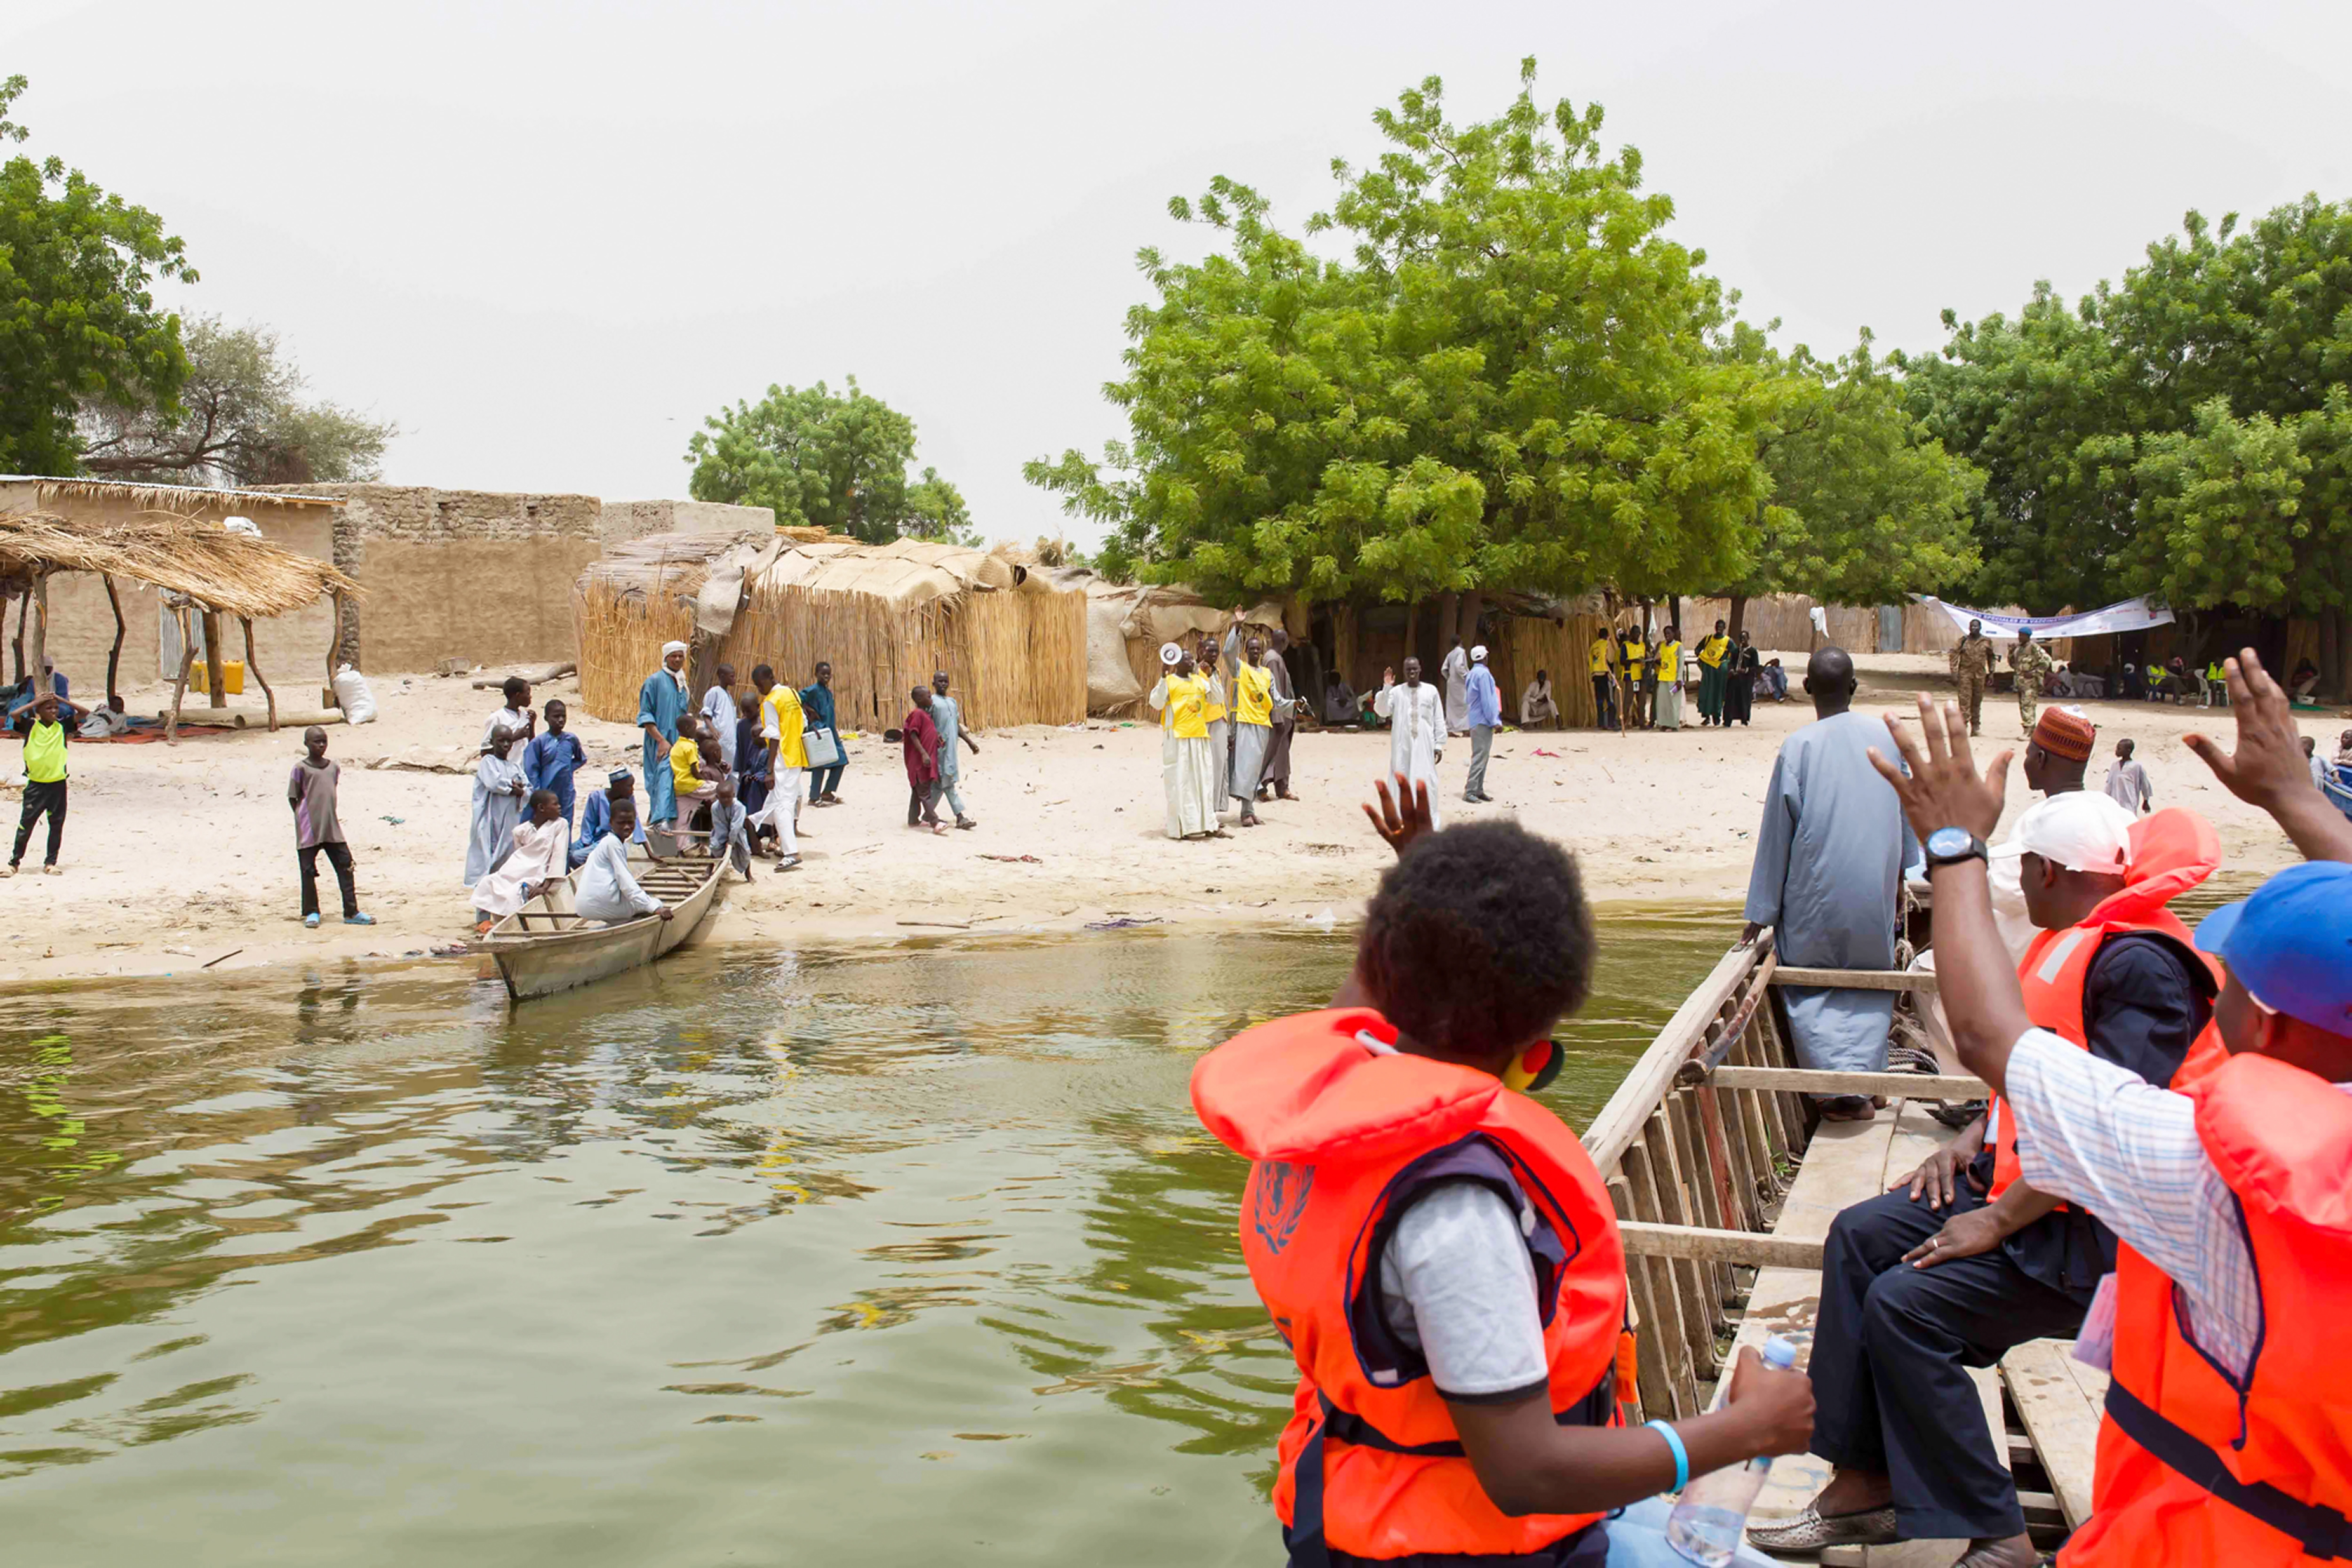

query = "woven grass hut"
[
  {"left": 575, "top": 532, "right": 1088, "bottom": 732},
  {"left": 0, "top": 508, "right": 359, "bottom": 738}
]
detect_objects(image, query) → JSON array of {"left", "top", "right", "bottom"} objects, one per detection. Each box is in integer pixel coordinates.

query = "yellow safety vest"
[{"left": 22, "top": 719, "right": 66, "bottom": 784}]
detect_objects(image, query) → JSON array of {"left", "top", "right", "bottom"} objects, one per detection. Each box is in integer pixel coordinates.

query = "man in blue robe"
[
  {"left": 801, "top": 660, "right": 844, "bottom": 804},
  {"left": 637, "top": 641, "right": 691, "bottom": 831},
  {"left": 1741, "top": 646, "right": 1915, "bottom": 1119},
  {"left": 570, "top": 769, "right": 648, "bottom": 869},
  {"left": 522, "top": 699, "right": 588, "bottom": 828}
]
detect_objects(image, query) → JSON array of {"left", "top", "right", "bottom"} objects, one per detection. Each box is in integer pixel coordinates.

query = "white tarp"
[{"left": 1913, "top": 594, "right": 2175, "bottom": 642}]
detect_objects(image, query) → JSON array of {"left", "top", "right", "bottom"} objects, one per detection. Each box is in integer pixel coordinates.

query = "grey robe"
[{"left": 1742, "top": 710, "right": 1915, "bottom": 1073}]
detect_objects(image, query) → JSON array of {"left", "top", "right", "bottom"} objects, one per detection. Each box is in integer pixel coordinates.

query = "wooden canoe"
[{"left": 479, "top": 850, "right": 724, "bottom": 1001}]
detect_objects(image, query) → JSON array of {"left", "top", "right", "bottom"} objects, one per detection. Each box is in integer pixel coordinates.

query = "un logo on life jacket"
[{"left": 1251, "top": 1160, "right": 1316, "bottom": 1256}]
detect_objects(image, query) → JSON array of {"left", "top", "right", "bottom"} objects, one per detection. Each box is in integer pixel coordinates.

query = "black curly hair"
[{"left": 1357, "top": 821, "right": 1596, "bottom": 1063}]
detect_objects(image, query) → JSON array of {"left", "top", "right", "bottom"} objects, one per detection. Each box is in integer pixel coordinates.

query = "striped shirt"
[{"left": 2008, "top": 1029, "right": 2352, "bottom": 1381}]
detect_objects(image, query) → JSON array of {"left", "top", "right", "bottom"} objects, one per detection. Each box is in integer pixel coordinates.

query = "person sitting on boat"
[
  {"left": 1866, "top": 650, "right": 2352, "bottom": 1568},
  {"left": 1752, "top": 788, "right": 2224, "bottom": 1567},
  {"left": 573, "top": 796, "right": 671, "bottom": 927},
  {"left": 708, "top": 775, "right": 754, "bottom": 882},
  {"left": 570, "top": 770, "right": 646, "bottom": 871},
  {"left": 470, "top": 788, "right": 571, "bottom": 935},
  {"left": 1191, "top": 774, "right": 1814, "bottom": 1568}
]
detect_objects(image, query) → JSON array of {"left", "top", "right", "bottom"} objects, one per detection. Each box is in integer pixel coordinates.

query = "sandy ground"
[{"left": 0, "top": 653, "right": 2333, "bottom": 987}]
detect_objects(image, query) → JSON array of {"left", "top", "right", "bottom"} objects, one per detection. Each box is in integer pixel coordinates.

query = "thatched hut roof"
[
  {"left": 0, "top": 509, "right": 359, "bottom": 618},
  {"left": 0, "top": 475, "right": 344, "bottom": 510}
]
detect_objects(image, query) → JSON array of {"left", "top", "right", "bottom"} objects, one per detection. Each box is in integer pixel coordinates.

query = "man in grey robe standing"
[{"left": 1740, "top": 646, "right": 1914, "bottom": 1120}]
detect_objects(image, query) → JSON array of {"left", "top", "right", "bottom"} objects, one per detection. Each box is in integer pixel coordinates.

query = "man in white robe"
[
  {"left": 575, "top": 800, "right": 671, "bottom": 926},
  {"left": 470, "top": 790, "right": 572, "bottom": 927},
  {"left": 1440, "top": 639, "right": 1470, "bottom": 735},
  {"left": 1373, "top": 657, "right": 1445, "bottom": 831},
  {"left": 698, "top": 664, "right": 739, "bottom": 772}
]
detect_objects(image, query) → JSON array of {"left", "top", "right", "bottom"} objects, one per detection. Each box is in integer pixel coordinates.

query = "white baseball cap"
[
  {"left": 2013, "top": 792, "right": 2136, "bottom": 873},
  {"left": 1470, "top": 644, "right": 1488, "bottom": 662}
]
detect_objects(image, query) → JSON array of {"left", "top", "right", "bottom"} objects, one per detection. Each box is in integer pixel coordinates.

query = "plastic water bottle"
[{"left": 1665, "top": 1335, "right": 1800, "bottom": 1566}]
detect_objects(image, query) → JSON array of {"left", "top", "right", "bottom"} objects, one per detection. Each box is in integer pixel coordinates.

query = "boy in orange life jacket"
[
  {"left": 1193, "top": 776, "right": 1814, "bottom": 1568},
  {"left": 1869, "top": 652, "right": 2352, "bottom": 1568},
  {"left": 1752, "top": 789, "right": 2217, "bottom": 1566}
]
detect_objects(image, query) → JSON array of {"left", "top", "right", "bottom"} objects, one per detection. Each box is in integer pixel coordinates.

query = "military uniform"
[
  {"left": 1949, "top": 633, "right": 1994, "bottom": 735},
  {"left": 2010, "top": 638, "right": 2054, "bottom": 731}
]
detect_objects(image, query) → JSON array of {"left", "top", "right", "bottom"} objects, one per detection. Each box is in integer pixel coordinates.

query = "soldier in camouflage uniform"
[
  {"left": 1948, "top": 618, "right": 1995, "bottom": 736},
  {"left": 2010, "top": 627, "right": 2054, "bottom": 734}
]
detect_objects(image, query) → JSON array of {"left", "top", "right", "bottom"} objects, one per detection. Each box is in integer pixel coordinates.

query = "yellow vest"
[
  {"left": 22, "top": 719, "right": 65, "bottom": 784},
  {"left": 1619, "top": 638, "right": 1645, "bottom": 680},
  {"left": 1164, "top": 675, "right": 1209, "bottom": 739},
  {"left": 1201, "top": 675, "right": 1228, "bottom": 727},
  {"left": 1659, "top": 641, "right": 1682, "bottom": 682},
  {"left": 1697, "top": 635, "right": 1730, "bottom": 669},
  {"left": 1233, "top": 664, "right": 1273, "bottom": 726},
  {"left": 763, "top": 684, "right": 808, "bottom": 769},
  {"left": 1588, "top": 638, "right": 1613, "bottom": 676}
]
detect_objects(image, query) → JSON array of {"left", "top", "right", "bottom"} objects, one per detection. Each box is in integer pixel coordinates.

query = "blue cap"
[{"left": 2194, "top": 861, "right": 2352, "bottom": 1036}]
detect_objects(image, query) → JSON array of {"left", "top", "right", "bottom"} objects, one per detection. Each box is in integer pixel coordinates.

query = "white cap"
[
  {"left": 661, "top": 640, "right": 688, "bottom": 657},
  {"left": 1470, "top": 644, "right": 1488, "bottom": 662},
  {"left": 2013, "top": 792, "right": 2136, "bottom": 874}
]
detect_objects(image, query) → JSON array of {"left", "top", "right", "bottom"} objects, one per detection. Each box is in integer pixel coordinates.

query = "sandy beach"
[{"left": 0, "top": 654, "right": 2329, "bottom": 987}]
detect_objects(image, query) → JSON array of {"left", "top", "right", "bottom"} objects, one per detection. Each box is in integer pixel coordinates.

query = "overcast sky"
[{"left": 6, "top": 0, "right": 2347, "bottom": 545}]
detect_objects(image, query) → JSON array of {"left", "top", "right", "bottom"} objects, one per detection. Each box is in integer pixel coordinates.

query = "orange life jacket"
[
  {"left": 1988, "top": 808, "right": 2229, "bottom": 1200},
  {"left": 2061, "top": 1053, "right": 2352, "bottom": 1565},
  {"left": 1192, "top": 1007, "right": 1629, "bottom": 1565}
]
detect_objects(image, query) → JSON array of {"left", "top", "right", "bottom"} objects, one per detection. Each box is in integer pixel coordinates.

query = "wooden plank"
[
  {"left": 2002, "top": 1338, "right": 2105, "bottom": 1531},
  {"left": 1667, "top": 1090, "right": 1736, "bottom": 1316},
  {"left": 1607, "top": 1178, "right": 1673, "bottom": 1424},
  {"left": 1708, "top": 1078, "right": 1765, "bottom": 1232},
  {"left": 1772, "top": 966, "right": 1939, "bottom": 992},
  {"left": 1707, "top": 1067, "right": 1990, "bottom": 1100},
  {"left": 1618, "top": 1220, "right": 1824, "bottom": 1270},
  {"left": 1584, "top": 940, "right": 1769, "bottom": 1173},
  {"left": 1622, "top": 1139, "right": 1706, "bottom": 1414},
  {"left": 1637, "top": 1121, "right": 1721, "bottom": 1369}
]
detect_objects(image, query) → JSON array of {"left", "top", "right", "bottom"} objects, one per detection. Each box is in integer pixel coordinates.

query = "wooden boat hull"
[{"left": 479, "top": 853, "right": 723, "bottom": 1001}]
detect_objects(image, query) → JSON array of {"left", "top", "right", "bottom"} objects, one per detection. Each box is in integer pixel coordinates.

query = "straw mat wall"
[{"left": 576, "top": 577, "right": 698, "bottom": 723}]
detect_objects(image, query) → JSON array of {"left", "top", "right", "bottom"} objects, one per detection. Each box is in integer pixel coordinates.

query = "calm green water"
[{"left": 0, "top": 914, "right": 1737, "bottom": 1567}]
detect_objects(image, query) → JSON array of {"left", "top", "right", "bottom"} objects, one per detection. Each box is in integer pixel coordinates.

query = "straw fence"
[{"left": 575, "top": 570, "right": 699, "bottom": 722}]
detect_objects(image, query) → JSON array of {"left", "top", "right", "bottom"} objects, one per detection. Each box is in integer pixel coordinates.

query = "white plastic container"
[{"left": 1665, "top": 1334, "right": 1800, "bottom": 1566}]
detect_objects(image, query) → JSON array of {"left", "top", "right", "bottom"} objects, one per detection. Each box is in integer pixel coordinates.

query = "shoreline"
[{"left": 0, "top": 653, "right": 2321, "bottom": 991}]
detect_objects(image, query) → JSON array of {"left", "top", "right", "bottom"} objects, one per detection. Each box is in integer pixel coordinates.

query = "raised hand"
[
  {"left": 1867, "top": 694, "right": 2008, "bottom": 843},
  {"left": 1363, "top": 772, "right": 1437, "bottom": 857},
  {"left": 2184, "top": 649, "right": 2312, "bottom": 811}
]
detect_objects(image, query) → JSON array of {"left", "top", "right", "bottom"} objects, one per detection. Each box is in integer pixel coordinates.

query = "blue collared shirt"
[{"left": 1464, "top": 665, "right": 1501, "bottom": 728}]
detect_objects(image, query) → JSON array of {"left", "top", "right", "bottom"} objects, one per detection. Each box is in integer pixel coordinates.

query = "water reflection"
[{"left": 0, "top": 913, "right": 1736, "bottom": 1565}]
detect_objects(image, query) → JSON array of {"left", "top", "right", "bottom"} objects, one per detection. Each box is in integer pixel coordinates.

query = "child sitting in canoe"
[{"left": 1190, "top": 774, "right": 1812, "bottom": 1567}]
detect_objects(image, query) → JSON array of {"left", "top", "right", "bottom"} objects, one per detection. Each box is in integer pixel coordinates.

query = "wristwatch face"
[{"left": 1926, "top": 826, "right": 1975, "bottom": 861}]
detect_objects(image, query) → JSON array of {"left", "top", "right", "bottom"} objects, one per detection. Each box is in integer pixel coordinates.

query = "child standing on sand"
[
  {"left": 6, "top": 692, "right": 70, "bottom": 876},
  {"left": 289, "top": 725, "right": 374, "bottom": 927}
]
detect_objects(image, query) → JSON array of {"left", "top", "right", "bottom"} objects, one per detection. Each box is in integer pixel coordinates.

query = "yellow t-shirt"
[
  {"left": 762, "top": 684, "right": 808, "bottom": 769},
  {"left": 1201, "top": 674, "right": 1228, "bottom": 727},
  {"left": 1233, "top": 664, "right": 1273, "bottom": 727},
  {"left": 670, "top": 736, "right": 703, "bottom": 793},
  {"left": 1163, "top": 675, "right": 1208, "bottom": 740},
  {"left": 1589, "top": 637, "right": 1613, "bottom": 676},
  {"left": 1658, "top": 640, "right": 1683, "bottom": 682},
  {"left": 1697, "top": 634, "right": 1730, "bottom": 669},
  {"left": 1619, "top": 637, "right": 1645, "bottom": 681},
  {"left": 22, "top": 719, "right": 66, "bottom": 784}
]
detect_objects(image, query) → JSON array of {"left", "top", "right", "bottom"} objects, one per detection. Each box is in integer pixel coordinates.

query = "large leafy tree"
[
  {"left": 78, "top": 315, "right": 396, "bottom": 485},
  {"left": 686, "top": 377, "right": 969, "bottom": 545},
  {"left": 0, "top": 75, "right": 193, "bottom": 475},
  {"left": 1028, "top": 62, "right": 1773, "bottom": 610},
  {"left": 1725, "top": 332, "right": 1982, "bottom": 620}
]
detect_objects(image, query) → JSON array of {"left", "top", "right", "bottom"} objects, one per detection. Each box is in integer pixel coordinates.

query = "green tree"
[
  {"left": 78, "top": 315, "right": 396, "bottom": 485},
  {"left": 1727, "top": 333, "right": 1981, "bottom": 620},
  {"left": 685, "top": 377, "right": 968, "bottom": 545},
  {"left": 1028, "top": 62, "right": 1772, "bottom": 613},
  {"left": 0, "top": 75, "right": 193, "bottom": 475}
]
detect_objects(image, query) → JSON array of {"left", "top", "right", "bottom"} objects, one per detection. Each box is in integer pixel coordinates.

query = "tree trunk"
[
  {"left": 1435, "top": 592, "right": 1461, "bottom": 665},
  {"left": 104, "top": 575, "right": 126, "bottom": 704},
  {"left": 9, "top": 587, "right": 26, "bottom": 684},
  {"left": 1460, "top": 590, "right": 1486, "bottom": 654},
  {"left": 242, "top": 617, "right": 278, "bottom": 732},
  {"left": 2326, "top": 607, "right": 2349, "bottom": 703},
  {"left": 201, "top": 610, "right": 228, "bottom": 707},
  {"left": 1668, "top": 594, "right": 1684, "bottom": 640},
  {"left": 168, "top": 605, "right": 195, "bottom": 745},
  {"left": 1728, "top": 594, "right": 1750, "bottom": 641},
  {"left": 27, "top": 571, "right": 48, "bottom": 705}
]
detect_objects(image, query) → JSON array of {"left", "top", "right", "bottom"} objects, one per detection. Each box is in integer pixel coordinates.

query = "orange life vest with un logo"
[
  {"left": 2062, "top": 1053, "right": 2352, "bottom": 1566},
  {"left": 1191, "top": 1007, "right": 1629, "bottom": 1565},
  {"left": 1988, "top": 808, "right": 2229, "bottom": 1200}
]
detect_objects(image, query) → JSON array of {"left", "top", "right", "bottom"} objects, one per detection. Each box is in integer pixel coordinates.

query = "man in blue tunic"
[
  {"left": 801, "top": 660, "right": 845, "bottom": 805},
  {"left": 1740, "top": 646, "right": 1915, "bottom": 1119},
  {"left": 570, "top": 770, "right": 647, "bottom": 869},
  {"left": 929, "top": 670, "right": 979, "bottom": 829},
  {"left": 637, "top": 641, "right": 691, "bottom": 833}
]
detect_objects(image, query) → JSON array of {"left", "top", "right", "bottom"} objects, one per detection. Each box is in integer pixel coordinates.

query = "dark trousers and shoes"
[
  {"left": 299, "top": 840, "right": 360, "bottom": 919},
  {"left": 9, "top": 779, "right": 65, "bottom": 871}
]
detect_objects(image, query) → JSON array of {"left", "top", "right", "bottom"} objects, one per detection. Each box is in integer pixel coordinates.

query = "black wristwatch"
[{"left": 1924, "top": 826, "right": 1989, "bottom": 872}]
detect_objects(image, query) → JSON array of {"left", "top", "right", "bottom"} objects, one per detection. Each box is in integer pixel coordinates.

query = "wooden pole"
[
  {"left": 324, "top": 592, "right": 343, "bottom": 709},
  {"left": 27, "top": 570, "right": 49, "bottom": 708},
  {"left": 241, "top": 617, "right": 277, "bottom": 731},
  {"left": 8, "top": 586, "right": 24, "bottom": 685},
  {"left": 200, "top": 609, "right": 228, "bottom": 708},
  {"left": 167, "top": 604, "right": 195, "bottom": 745},
  {"left": 103, "top": 574, "right": 126, "bottom": 705}
]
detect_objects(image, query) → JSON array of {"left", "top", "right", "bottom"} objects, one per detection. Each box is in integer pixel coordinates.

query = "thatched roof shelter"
[
  {"left": 575, "top": 531, "right": 1087, "bottom": 731},
  {"left": 0, "top": 508, "right": 359, "bottom": 737}
]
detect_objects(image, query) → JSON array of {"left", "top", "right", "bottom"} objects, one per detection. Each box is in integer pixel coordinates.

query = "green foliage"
[
  {"left": 0, "top": 75, "right": 194, "bottom": 475},
  {"left": 1901, "top": 197, "right": 2352, "bottom": 614},
  {"left": 1735, "top": 331, "right": 1982, "bottom": 606},
  {"left": 685, "top": 377, "right": 967, "bottom": 545},
  {"left": 78, "top": 315, "right": 396, "bottom": 485},
  {"left": 1027, "top": 62, "right": 1774, "bottom": 606}
]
